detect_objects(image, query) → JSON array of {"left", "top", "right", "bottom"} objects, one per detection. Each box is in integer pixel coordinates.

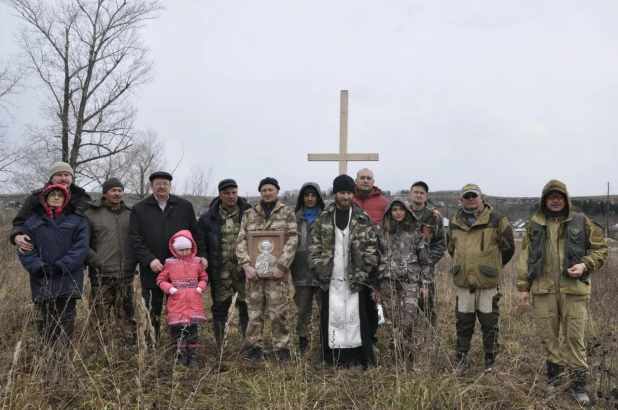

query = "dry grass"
[{"left": 0, "top": 228, "right": 616, "bottom": 409}]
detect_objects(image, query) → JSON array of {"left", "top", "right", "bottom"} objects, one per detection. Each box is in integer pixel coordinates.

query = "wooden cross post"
[{"left": 308, "top": 90, "right": 379, "bottom": 175}]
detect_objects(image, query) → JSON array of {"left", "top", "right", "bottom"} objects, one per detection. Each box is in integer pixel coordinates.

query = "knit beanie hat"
[
  {"left": 258, "top": 177, "right": 280, "bottom": 191},
  {"left": 49, "top": 161, "right": 74, "bottom": 179},
  {"left": 333, "top": 174, "right": 356, "bottom": 194},
  {"left": 102, "top": 177, "right": 124, "bottom": 193},
  {"left": 172, "top": 236, "right": 192, "bottom": 250}
]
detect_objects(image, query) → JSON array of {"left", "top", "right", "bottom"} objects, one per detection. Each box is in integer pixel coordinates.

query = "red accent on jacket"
[
  {"left": 353, "top": 186, "right": 388, "bottom": 226},
  {"left": 156, "top": 230, "right": 208, "bottom": 326}
]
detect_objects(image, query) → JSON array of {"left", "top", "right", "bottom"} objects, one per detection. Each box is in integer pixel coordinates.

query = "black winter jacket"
[
  {"left": 129, "top": 194, "right": 206, "bottom": 288},
  {"left": 198, "top": 196, "right": 251, "bottom": 286}
]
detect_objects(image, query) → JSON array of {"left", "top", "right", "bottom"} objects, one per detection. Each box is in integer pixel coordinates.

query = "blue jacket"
[{"left": 19, "top": 209, "right": 89, "bottom": 302}]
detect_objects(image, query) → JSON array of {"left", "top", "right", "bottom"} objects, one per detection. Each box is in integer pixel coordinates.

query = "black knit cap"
[
  {"left": 333, "top": 174, "right": 356, "bottom": 194},
  {"left": 218, "top": 178, "right": 238, "bottom": 192},
  {"left": 411, "top": 181, "right": 429, "bottom": 193},
  {"left": 258, "top": 177, "right": 280, "bottom": 191},
  {"left": 102, "top": 177, "right": 124, "bottom": 193},
  {"left": 149, "top": 171, "right": 173, "bottom": 182}
]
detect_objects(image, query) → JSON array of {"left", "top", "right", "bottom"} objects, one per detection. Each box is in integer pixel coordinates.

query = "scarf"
[
  {"left": 461, "top": 202, "right": 485, "bottom": 227},
  {"left": 303, "top": 206, "right": 319, "bottom": 225}
]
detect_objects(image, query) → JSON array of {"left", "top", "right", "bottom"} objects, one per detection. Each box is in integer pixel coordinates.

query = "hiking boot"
[
  {"left": 546, "top": 361, "right": 564, "bottom": 393},
  {"left": 275, "top": 348, "right": 292, "bottom": 365},
  {"left": 570, "top": 369, "right": 590, "bottom": 406},
  {"left": 244, "top": 347, "right": 263, "bottom": 363},
  {"left": 187, "top": 347, "right": 198, "bottom": 369},
  {"left": 299, "top": 337, "right": 309, "bottom": 353},
  {"left": 176, "top": 347, "right": 188, "bottom": 366},
  {"left": 406, "top": 352, "right": 420, "bottom": 374},
  {"left": 453, "top": 351, "right": 469, "bottom": 376},
  {"left": 484, "top": 352, "right": 497, "bottom": 372}
]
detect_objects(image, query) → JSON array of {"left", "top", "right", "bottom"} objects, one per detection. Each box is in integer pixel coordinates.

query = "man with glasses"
[
  {"left": 446, "top": 183, "right": 514, "bottom": 374},
  {"left": 517, "top": 180, "right": 607, "bottom": 406},
  {"left": 129, "top": 171, "right": 207, "bottom": 339}
]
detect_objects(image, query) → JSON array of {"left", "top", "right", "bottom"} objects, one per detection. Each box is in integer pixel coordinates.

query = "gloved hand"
[
  {"left": 169, "top": 287, "right": 178, "bottom": 295},
  {"left": 196, "top": 287, "right": 203, "bottom": 294}
]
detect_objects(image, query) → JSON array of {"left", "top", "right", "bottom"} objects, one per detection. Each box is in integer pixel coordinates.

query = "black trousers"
[
  {"left": 34, "top": 298, "right": 77, "bottom": 349},
  {"left": 365, "top": 294, "right": 379, "bottom": 343},
  {"left": 170, "top": 324, "right": 199, "bottom": 346},
  {"left": 141, "top": 287, "right": 164, "bottom": 337}
]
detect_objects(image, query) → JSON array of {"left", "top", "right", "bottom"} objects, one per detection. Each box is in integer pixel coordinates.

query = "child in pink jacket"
[{"left": 157, "top": 230, "right": 208, "bottom": 368}]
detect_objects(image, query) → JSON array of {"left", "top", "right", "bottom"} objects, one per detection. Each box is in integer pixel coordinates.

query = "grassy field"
[{"left": 0, "top": 230, "right": 617, "bottom": 409}]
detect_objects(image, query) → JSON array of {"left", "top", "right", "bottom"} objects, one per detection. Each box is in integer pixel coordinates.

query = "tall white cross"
[{"left": 308, "top": 90, "right": 379, "bottom": 175}]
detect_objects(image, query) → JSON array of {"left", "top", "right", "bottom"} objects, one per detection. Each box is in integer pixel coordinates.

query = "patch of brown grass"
[{"left": 0, "top": 227, "right": 616, "bottom": 409}]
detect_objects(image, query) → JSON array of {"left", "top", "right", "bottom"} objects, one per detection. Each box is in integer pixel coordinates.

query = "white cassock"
[{"left": 328, "top": 208, "right": 362, "bottom": 349}]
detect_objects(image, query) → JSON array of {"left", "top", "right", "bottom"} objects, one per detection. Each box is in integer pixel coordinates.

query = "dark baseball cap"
[{"left": 218, "top": 178, "right": 238, "bottom": 191}]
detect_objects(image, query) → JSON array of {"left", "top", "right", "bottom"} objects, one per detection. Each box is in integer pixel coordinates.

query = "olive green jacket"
[
  {"left": 446, "top": 203, "right": 514, "bottom": 289},
  {"left": 85, "top": 198, "right": 138, "bottom": 281},
  {"left": 516, "top": 180, "right": 608, "bottom": 295}
]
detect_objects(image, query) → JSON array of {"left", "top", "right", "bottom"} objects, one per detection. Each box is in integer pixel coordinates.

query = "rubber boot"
[
  {"left": 237, "top": 301, "right": 249, "bottom": 339},
  {"left": 299, "top": 337, "right": 309, "bottom": 354},
  {"left": 453, "top": 351, "right": 469, "bottom": 376},
  {"left": 187, "top": 347, "right": 198, "bottom": 369},
  {"left": 176, "top": 347, "right": 188, "bottom": 366},
  {"left": 570, "top": 369, "right": 590, "bottom": 406},
  {"left": 275, "top": 348, "right": 292, "bottom": 365},
  {"left": 547, "top": 361, "right": 564, "bottom": 393}
]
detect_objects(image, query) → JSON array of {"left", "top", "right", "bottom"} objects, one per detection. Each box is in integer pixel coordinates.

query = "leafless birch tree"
[
  {"left": 0, "top": 59, "right": 27, "bottom": 185},
  {"left": 181, "top": 164, "right": 215, "bottom": 214},
  {"left": 4, "top": 0, "right": 163, "bottom": 185}
]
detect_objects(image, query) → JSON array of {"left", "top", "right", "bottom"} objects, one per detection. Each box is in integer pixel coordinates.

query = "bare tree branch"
[{"left": 3, "top": 0, "right": 164, "bottom": 185}]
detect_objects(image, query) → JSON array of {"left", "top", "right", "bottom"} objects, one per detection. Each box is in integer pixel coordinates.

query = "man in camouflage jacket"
[
  {"left": 409, "top": 181, "right": 446, "bottom": 339},
  {"left": 309, "top": 174, "right": 378, "bottom": 369},
  {"left": 377, "top": 197, "right": 431, "bottom": 372},
  {"left": 236, "top": 177, "right": 298, "bottom": 364}
]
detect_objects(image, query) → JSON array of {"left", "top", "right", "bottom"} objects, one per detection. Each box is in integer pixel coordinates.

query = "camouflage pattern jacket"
[
  {"left": 377, "top": 198, "right": 432, "bottom": 288},
  {"left": 237, "top": 201, "right": 298, "bottom": 273},
  {"left": 309, "top": 201, "right": 378, "bottom": 292},
  {"left": 412, "top": 202, "right": 446, "bottom": 265}
]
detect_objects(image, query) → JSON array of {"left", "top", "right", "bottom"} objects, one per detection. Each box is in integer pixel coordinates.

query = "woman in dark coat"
[{"left": 18, "top": 184, "right": 89, "bottom": 349}]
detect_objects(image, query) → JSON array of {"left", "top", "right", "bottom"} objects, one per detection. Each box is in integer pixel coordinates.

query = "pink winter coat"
[{"left": 156, "top": 230, "right": 208, "bottom": 326}]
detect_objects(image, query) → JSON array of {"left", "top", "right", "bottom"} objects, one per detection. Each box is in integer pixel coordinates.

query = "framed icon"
[{"left": 248, "top": 231, "right": 285, "bottom": 278}]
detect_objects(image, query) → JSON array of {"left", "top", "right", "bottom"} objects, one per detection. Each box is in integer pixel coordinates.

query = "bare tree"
[
  {"left": 0, "top": 59, "right": 28, "bottom": 186},
  {"left": 181, "top": 164, "right": 214, "bottom": 214},
  {"left": 4, "top": 0, "right": 164, "bottom": 184},
  {"left": 124, "top": 128, "right": 166, "bottom": 199}
]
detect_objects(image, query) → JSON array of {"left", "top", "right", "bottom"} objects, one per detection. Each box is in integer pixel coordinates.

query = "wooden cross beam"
[{"left": 308, "top": 90, "right": 379, "bottom": 175}]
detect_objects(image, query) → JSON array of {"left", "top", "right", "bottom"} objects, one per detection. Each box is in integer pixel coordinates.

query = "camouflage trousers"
[
  {"left": 380, "top": 280, "right": 420, "bottom": 351},
  {"left": 245, "top": 276, "right": 290, "bottom": 350},
  {"left": 533, "top": 293, "right": 589, "bottom": 371},
  {"left": 90, "top": 277, "right": 136, "bottom": 337},
  {"left": 211, "top": 266, "right": 249, "bottom": 343}
]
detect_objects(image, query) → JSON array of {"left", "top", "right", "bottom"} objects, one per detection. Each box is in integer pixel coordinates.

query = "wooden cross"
[{"left": 308, "top": 90, "right": 379, "bottom": 175}]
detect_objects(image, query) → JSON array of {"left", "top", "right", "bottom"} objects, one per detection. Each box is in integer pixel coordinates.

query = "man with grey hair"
[
  {"left": 10, "top": 161, "right": 92, "bottom": 252},
  {"left": 446, "top": 183, "right": 514, "bottom": 374}
]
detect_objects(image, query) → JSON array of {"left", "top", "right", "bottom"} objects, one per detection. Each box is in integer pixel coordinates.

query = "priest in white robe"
[{"left": 309, "top": 174, "right": 379, "bottom": 369}]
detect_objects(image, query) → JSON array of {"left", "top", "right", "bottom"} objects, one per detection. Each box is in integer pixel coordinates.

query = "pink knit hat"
[{"left": 172, "top": 236, "right": 192, "bottom": 250}]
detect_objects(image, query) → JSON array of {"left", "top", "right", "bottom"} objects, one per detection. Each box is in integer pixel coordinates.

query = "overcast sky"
[{"left": 1, "top": 1, "right": 617, "bottom": 197}]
